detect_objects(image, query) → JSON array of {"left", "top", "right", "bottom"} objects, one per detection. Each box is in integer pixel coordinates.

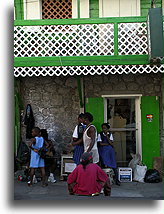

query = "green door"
[
  {"left": 85, "top": 97, "right": 104, "bottom": 133},
  {"left": 141, "top": 96, "right": 160, "bottom": 169}
]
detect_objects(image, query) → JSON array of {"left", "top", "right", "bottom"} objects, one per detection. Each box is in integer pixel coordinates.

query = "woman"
[
  {"left": 97, "top": 123, "right": 120, "bottom": 186},
  {"left": 67, "top": 152, "right": 111, "bottom": 196}
]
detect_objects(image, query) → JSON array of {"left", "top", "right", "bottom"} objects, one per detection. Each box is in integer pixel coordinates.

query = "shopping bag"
[{"left": 133, "top": 164, "right": 147, "bottom": 182}]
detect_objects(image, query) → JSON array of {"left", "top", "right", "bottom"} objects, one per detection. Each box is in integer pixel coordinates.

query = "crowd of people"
[{"left": 27, "top": 112, "right": 120, "bottom": 196}]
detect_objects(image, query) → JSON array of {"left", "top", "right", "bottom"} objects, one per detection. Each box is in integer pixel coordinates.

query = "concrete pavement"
[{"left": 14, "top": 177, "right": 163, "bottom": 200}]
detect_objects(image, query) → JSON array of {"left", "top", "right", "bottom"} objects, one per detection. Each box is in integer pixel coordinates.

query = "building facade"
[{"left": 14, "top": 0, "right": 164, "bottom": 168}]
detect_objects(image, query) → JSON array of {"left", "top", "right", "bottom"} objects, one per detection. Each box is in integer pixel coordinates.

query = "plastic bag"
[
  {"left": 144, "top": 169, "right": 161, "bottom": 183},
  {"left": 128, "top": 153, "right": 142, "bottom": 171},
  {"left": 133, "top": 164, "right": 147, "bottom": 182}
]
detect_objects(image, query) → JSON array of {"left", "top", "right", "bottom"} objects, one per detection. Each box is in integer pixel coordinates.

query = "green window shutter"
[
  {"left": 89, "top": 0, "right": 99, "bottom": 18},
  {"left": 141, "top": 96, "right": 160, "bottom": 169},
  {"left": 85, "top": 97, "right": 104, "bottom": 133},
  {"left": 140, "top": 0, "right": 162, "bottom": 16}
]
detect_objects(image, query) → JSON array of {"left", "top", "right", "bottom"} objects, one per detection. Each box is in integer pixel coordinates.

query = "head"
[
  {"left": 40, "top": 129, "right": 48, "bottom": 141},
  {"left": 31, "top": 127, "right": 41, "bottom": 137},
  {"left": 78, "top": 113, "right": 85, "bottom": 124},
  {"left": 101, "top": 123, "right": 110, "bottom": 134},
  {"left": 81, "top": 152, "right": 93, "bottom": 169},
  {"left": 83, "top": 112, "right": 93, "bottom": 125}
]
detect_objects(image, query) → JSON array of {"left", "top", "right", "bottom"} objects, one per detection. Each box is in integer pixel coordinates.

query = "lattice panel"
[
  {"left": 118, "top": 22, "right": 148, "bottom": 55},
  {"left": 14, "top": 24, "right": 114, "bottom": 57},
  {"left": 14, "top": 64, "right": 164, "bottom": 77},
  {"left": 42, "top": 0, "right": 72, "bottom": 19}
]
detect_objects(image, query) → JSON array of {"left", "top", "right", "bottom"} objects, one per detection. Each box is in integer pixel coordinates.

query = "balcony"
[{"left": 14, "top": 17, "right": 164, "bottom": 77}]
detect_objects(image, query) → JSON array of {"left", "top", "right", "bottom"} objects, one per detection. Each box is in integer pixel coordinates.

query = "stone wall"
[
  {"left": 20, "top": 75, "right": 80, "bottom": 155},
  {"left": 84, "top": 72, "right": 163, "bottom": 155},
  {"left": 19, "top": 72, "right": 163, "bottom": 155}
]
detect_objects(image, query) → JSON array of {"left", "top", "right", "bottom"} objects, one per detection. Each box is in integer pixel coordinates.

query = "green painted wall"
[
  {"left": 141, "top": 0, "right": 162, "bottom": 16},
  {"left": 141, "top": 96, "right": 160, "bottom": 169},
  {"left": 90, "top": 0, "right": 99, "bottom": 18},
  {"left": 85, "top": 97, "right": 104, "bottom": 133}
]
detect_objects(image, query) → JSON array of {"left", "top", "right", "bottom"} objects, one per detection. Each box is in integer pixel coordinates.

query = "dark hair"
[
  {"left": 101, "top": 123, "right": 110, "bottom": 129},
  {"left": 40, "top": 129, "right": 48, "bottom": 141},
  {"left": 78, "top": 113, "right": 84, "bottom": 119},
  {"left": 32, "top": 127, "right": 41, "bottom": 134},
  {"left": 81, "top": 152, "right": 93, "bottom": 169},
  {"left": 84, "top": 112, "right": 93, "bottom": 122}
]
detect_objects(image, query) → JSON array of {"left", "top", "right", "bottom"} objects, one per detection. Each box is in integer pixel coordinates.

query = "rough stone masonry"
[{"left": 18, "top": 72, "right": 163, "bottom": 155}]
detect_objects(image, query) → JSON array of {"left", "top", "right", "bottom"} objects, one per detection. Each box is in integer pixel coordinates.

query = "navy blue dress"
[
  {"left": 98, "top": 132, "right": 116, "bottom": 169},
  {"left": 72, "top": 124, "right": 85, "bottom": 165}
]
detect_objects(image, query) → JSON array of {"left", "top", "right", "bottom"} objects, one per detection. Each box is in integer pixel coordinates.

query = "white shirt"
[
  {"left": 97, "top": 132, "right": 114, "bottom": 142},
  {"left": 72, "top": 125, "right": 78, "bottom": 138},
  {"left": 83, "top": 125, "right": 99, "bottom": 163}
]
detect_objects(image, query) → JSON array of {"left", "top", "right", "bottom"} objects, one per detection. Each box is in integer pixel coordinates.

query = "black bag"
[
  {"left": 38, "top": 145, "right": 48, "bottom": 159},
  {"left": 144, "top": 169, "right": 161, "bottom": 183}
]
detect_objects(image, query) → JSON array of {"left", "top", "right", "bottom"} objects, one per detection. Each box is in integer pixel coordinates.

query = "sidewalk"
[{"left": 14, "top": 177, "right": 163, "bottom": 200}]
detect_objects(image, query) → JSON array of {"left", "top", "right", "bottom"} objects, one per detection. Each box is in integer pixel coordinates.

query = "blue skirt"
[
  {"left": 98, "top": 145, "right": 116, "bottom": 168},
  {"left": 73, "top": 145, "right": 84, "bottom": 165}
]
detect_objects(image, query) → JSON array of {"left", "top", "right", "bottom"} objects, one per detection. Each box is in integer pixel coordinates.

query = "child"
[
  {"left": 97, "top": 123, "right": 120, "bottom": 186},
  {"left": 28, "top": 127, "right": 47, "bottom": 187},
  {"left": 71, "top": 113, "right": 85, "bottom": 165}
]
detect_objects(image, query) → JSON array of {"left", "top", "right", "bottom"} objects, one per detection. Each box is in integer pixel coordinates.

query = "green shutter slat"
[{"left": 141, "top": 96, "right": 160, "bottom": 169}]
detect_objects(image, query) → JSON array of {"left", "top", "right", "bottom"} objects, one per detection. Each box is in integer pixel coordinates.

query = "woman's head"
[
  {"left": 83, "top": 112, "right": 93, "bottom": 125},
  {"left": 101, "top": 123, "right": 110, "bottom": 133},
  {"left": 81, "top": 152, "right": 93, "bottom": 169},
  {"left": 78, "top": 113, "right": 85, "bottom": 124}
]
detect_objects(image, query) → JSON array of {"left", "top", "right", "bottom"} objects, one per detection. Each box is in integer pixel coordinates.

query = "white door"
[{"left": 104, "top": 95, "right": 141, "bottom": 166}]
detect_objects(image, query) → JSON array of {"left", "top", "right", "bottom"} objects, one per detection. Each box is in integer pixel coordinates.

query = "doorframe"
[{"left": 102, "top": 94, "right": 142, "bottom": 160}]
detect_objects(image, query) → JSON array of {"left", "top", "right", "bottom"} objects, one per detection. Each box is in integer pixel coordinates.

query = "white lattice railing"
[
  {"left": 14, "top": 19, "right": 148, "bottom": 58},
  {"left": 14, "top": 18, "right": 164, "bottom": 77},
  {"left": 14, "top": 64, "right": 164, "bottom": 77}
]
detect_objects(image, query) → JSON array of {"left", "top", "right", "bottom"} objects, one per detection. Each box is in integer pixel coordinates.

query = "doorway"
[{"left": 104, "top": 96, "right": 141, "bottom": 167}]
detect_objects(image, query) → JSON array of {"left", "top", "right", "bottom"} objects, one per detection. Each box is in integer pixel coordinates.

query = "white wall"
[
  {"left": 24, "top": 0, "right": 42, "bottom": 20},
  {"left": 99, "top": 0, "right": 140, "bottom": 17},
  {"left": 72, "top": 0, "right": 90, "bottom": 18},
  {"left": 25, "top": 0, "right": 89, "bottom": 20},
  {"left": 80, "top": 0, "right": 89, "bottom": 18},
  {"left": 72, "top": 0, "right": 78, "bottom": 18}
]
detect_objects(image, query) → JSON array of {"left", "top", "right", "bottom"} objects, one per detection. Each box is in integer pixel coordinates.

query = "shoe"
[{"left": 33, "top": 175, "right": 37, "bottom": 184}]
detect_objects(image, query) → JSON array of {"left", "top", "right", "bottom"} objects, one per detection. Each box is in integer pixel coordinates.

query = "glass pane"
[
  {"left": 107, "top": 98, "right": 136, "bottom": 128},
  {"left": 113, "top": 131, "right": 136, "bottom": 167},
  {"left": 107, "top": 98, "right": 136, "bottom": 166}
]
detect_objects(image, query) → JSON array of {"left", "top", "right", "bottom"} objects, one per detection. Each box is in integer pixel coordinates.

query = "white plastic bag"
[
  {"left": 133, "top": 164, "right": 147, "bottom": 182},
  {"left": 128, "top": 153, "right": 142, "bottom": 171}
]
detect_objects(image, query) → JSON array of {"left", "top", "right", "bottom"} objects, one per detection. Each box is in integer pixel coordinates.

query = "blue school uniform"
[
  {"left": 98, "top": 132, "right": 116, "bottom": 169},
  {"left": 30, "top": 136, "right": 45, "bottom": 168},
  {"left": 72, "top": 124, "right": 85, "bottom": 165}
]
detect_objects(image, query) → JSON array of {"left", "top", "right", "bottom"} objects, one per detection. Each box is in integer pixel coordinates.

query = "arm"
[
  {"left": 86, "top": 126, "right": 96, "bottom": 152},
  {"left": 72, "top": 137, "right": 83, "bottom": 146},
  {"left": 106, "top": 134, "right": 114, "bottom": 147},
  {"left": 29, "top": 138, "right": 38, "bottom": 153}
]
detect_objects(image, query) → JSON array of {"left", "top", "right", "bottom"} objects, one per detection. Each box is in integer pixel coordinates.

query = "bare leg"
[
  {"left": 29, "top": 168, "right": 35, "bottom": 186},
  {"left": 103, "top": 178, "right": 111, "bottom": 196},
  {"left": 40, "top": 167, "right": 47, "bottom": 186}
]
